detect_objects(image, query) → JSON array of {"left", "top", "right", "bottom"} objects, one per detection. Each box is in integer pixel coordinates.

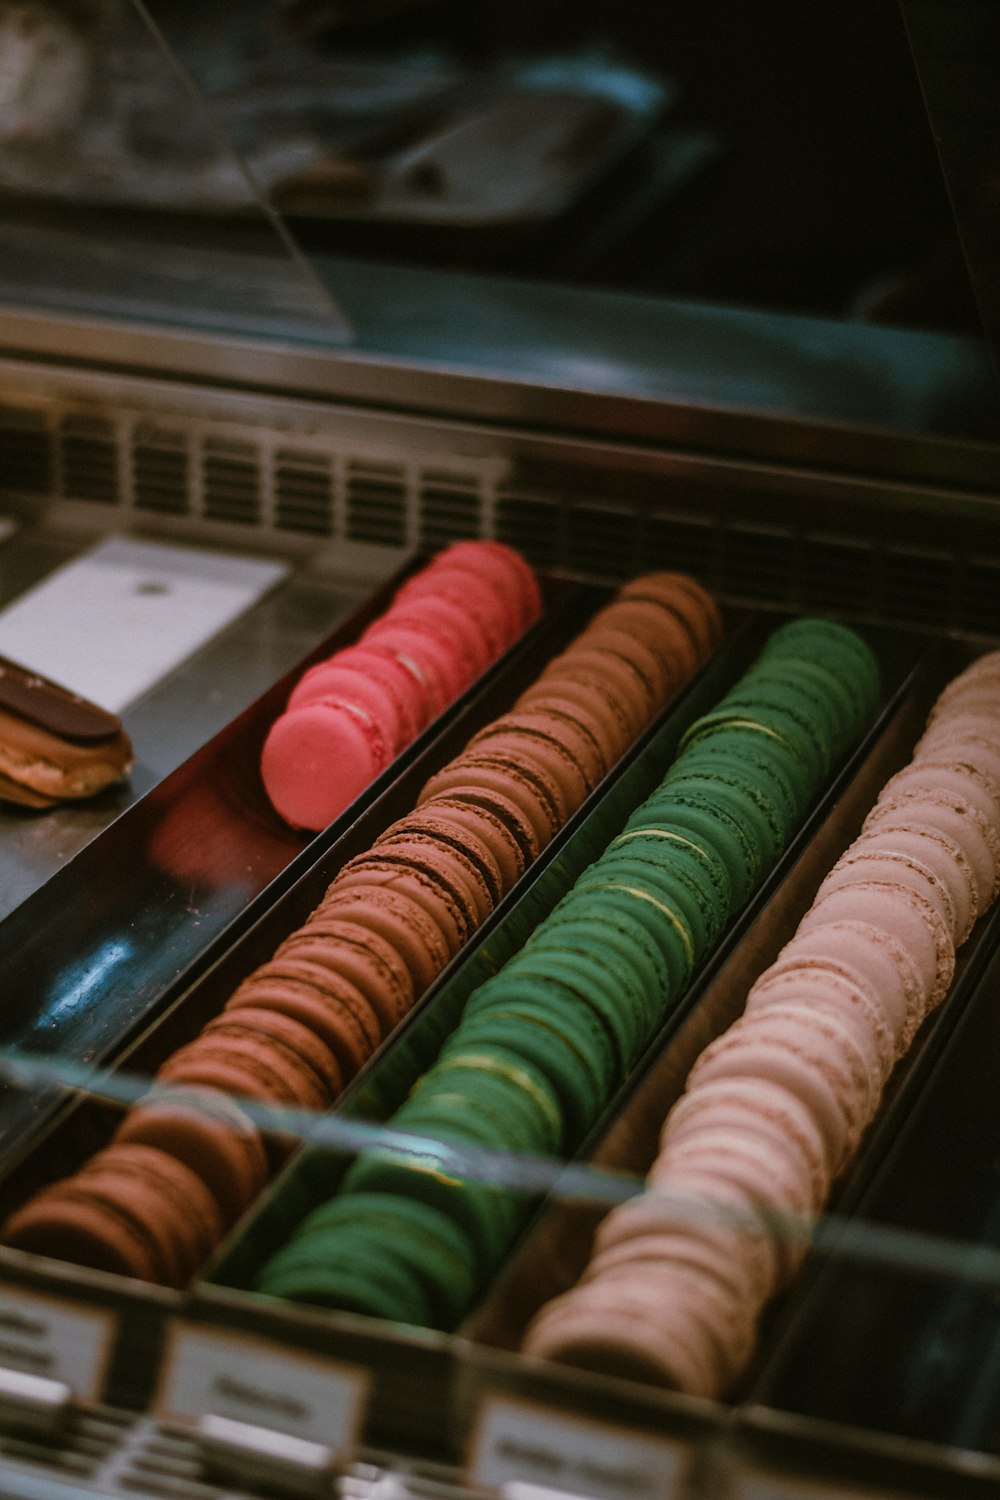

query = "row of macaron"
[
  {"left": 261, "top": 540, "right": 542, "bottom": 831},
  {"left": 0, "top": 569, "right": 722, "bottom": 1286},
  {"left": 252, "top": 618, "right": 883, "bottom": 1327},
  {"left": 522, "top": 648, "right": 1000, "bottom": 1399}
]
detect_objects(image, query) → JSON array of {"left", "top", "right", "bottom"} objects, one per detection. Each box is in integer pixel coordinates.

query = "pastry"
[
  {"left": 249, "top": 616, "right": 880, "bottom": 1329},
  {"left": 523, "top": 646, "right": 1000, "bottom": 1401},
  {"left": 261, "top": 540, "right": 540, "bottom": 832},
  {"left": 0, "top": 655, "right": 132, "bottom": 804},
  {"left": 3, "top": 569, "right": 722, "bottom": 1288}
]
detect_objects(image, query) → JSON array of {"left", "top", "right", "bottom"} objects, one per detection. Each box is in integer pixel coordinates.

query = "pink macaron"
[
  {"left": 430, "top": 540, "right": 542, "bottom": 632},
  {"left": 288, "top": 662, "right": 407, "bottom": 753},
  {"left": 361, "top": 619, "right": 468, "bottom": 711},
  {"left": 261, "top": 701, "right": 392, "bottom": 831},
  {"left": 395, "top": 565, "right": 515, "bottom": 656}
]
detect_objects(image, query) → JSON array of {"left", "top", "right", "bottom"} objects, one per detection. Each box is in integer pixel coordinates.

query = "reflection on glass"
[
  {"left": 901, "top": 0, "right": 1000, "bottom": 385},
  {"left": 0, "top": 0, "right": 350, "bottom": 338}
]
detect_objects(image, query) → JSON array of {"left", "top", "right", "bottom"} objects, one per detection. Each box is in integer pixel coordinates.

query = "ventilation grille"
[
  {"left": 0, "top": 404, "right": 50, "bottom": 494},
  {"left": 347, "top": 460, "right": 407, "bottom": 546},
  {"left": 133, "top": 426, "right": 189, "bottom": 517},
  {"left": 0, "top": 399, "right": 998, "bottom": 636},
  {"left": 275, "top": 448, "right": 334, "bottom": 535}
]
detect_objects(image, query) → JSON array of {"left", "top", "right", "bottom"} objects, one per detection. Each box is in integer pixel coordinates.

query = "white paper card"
[
  {"left": 0, "top": 1285, "right": 115, "bottom": 1401},
  {"left": 470, "top": 1395, "right": 686, "bottom": 1500},
  {"left": 0, "top": 537, "right": 287, "bottom": 712},
  {"left": 157, "top": 1322, "right": 369, "bottom": 1455}
]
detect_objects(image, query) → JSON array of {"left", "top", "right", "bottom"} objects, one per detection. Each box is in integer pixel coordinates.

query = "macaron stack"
[
  {"left": 2, "top": 571, "right": 721, "bottom": 1286},
  {"left": 522, "top": 649, "right": 1000, "bottom": 1400},
  {"left": 261, "top": 540, "right": 542, "bottom": 831},
  {"left": 252, "top": 618, "right": 881, "bottom": 1328}
]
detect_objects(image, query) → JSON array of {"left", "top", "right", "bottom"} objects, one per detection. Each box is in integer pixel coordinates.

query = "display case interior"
[{"left": 0, "top": 4, "right": 1000, "bottom": 1500}]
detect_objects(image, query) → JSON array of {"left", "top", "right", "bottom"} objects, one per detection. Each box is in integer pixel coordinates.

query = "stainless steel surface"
[
  {"left": 0, "top": 524, "right": 375, "bottom": 923},
  {"left": 2, "top": 255, "right": 998, "bottom": 492}
]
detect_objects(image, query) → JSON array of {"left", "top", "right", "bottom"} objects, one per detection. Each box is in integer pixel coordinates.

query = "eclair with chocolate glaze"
[{"left": 0, "top": 658, "right": 132, "bottom": 804}]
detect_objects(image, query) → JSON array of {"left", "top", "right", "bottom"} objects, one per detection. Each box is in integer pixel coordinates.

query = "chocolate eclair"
[{"left": 0, "top": 657, "right": 132, "bottom": 805}]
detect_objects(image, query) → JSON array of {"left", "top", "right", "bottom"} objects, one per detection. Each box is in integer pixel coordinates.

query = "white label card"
[
  {"left": 469, "top": 1395, "right": 687, "bottom": 1500},
  {"left": 0, "top": 1285, "right": 115, "bottom": 1400},
  {"left": 0, "top": 536, "right": 288, "bottom": 712},
  {"left": 157, "top": 1323, "right": 370, "bottom": 1455}
]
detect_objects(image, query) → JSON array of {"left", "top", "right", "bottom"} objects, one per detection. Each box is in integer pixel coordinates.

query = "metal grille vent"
[
  {"left": 643, "top": 509, "right": 716, "bottom": 581},
  {"left": 418, "top": 471, "right": 482, "bottom": 551},
  {"left": 60, "top": 414, "right": 119, "bottom": 504},
  {"left": 963, "top": 555, "right": 1000, "bottom": 634},
  {"left": 346, "top": 460, "right": 407, "bottom": 546},
  {"left": 113, "top": 1420, "right": 221, "bottom": 1500},
  {"left": 496, "top": 487, "right": 561, "bottom": 569},
  {"left": 0, "top": 394, "right": 997, "bottom": 636},
  {"left": 133, "top": 425, "right": 190, "bottom": 517},
  {"left": 275, "top": 448, "right": 334, "bottom": 535},
  {"left": 0, "top": 405, "right": 50, "bottom": 495},
  {"left": 882, "top": 545, "right": 955, "bottom": 628},
  {"left": 564, "top": 501, "right": 637, "bottom": 581},
  {"left": 202, "top": 439, "right": 261, "bottom": 527},
  {"left": 798, "top": 532, "right": 874, "bottom": 615}
]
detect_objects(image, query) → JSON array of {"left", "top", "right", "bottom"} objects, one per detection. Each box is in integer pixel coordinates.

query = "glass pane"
[
  {"left": 0, "top": 0, "right": 350, "bottom": 339},
  {"left": 900, "top": 0, "right": 1000, "bottom": 388}
]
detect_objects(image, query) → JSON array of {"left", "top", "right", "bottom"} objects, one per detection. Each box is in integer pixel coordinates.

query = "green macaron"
[
  {"left": 405, "top": 1048, "right": 563, "bottom": 1155},
  {"left": 604, "top": 827, "right": 732, "bottom": 944},
  {"left": 443, "top": 1011, "right": 596, "bottom": 1148},
  {"left": 501, "top": 944, "right": 648, "bottom": 1078},
  {"left": 761, "top": 617, "right": 880, "bottom": 720},
  {"left": 660, "top": 758, "right": 786, "bottom": 866},
  {"left": 665, "top": 723, "right": 808, "bottom": 825},
  {"left": 635, "top": 784, "right": 761, "bottom": 906},
  {"left": 342, "top": 1143, "right": 522, "bottom": 1275},
  {"left": 531, "top": 900, "right": 674, "bottom": 1021},
  {"left": 261, "top": 1190, "right": 482, "bottom": 1329},
  {"left": 462, "top": 973, "right": 617, "bottom": 1124}
]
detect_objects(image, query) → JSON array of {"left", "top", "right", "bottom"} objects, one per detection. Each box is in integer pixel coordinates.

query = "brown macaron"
[
  {"left": 585, "top": 599, "right": 699, "bottom": 684},
  {"left": 568, "top": 626, "right": 665, "bottom": 713},
  {"left": 275, "top": 918, "right": 416, "bottom": 1032},
  {"left": 374, "top": 814, "right": 503, "bottom": 917},
  {"left": 225, "top": 966, "right": 380, "bottom": 1080},
  {"left": 533, "top": 646, "right": 652, "bottom": 742},
  {"left": 401, "top": 797, "right": 527, "bottom": 892},
  {"left": 315, "top": 885, "right": 451, "bottom": 995},
  {"left": 159, "top": 1013, "right": 340, "bottom": 1113},
  {"left": 515, "top": 686, "right": 627, "bottom": 767},
  {"left": 464, "top": 717, "right": 592, "bottom": 814},
  {"left": 3, "top": 1143, "right": 225, "bottom": 1288},
  {"left": 417, "top": 752, "right": 562, "bottom": 850},
  {"left": 420, "top": 784, "right": 541, "bottom": 868},
  {"left": 619, "top": 571, "right": 724, "bottom": 657},
  {"left": 331, "top": 849, "right": 478, "bottom": 953},
  {"left": 115, "top": 1089, "right": 268, "bottom": 1227}
]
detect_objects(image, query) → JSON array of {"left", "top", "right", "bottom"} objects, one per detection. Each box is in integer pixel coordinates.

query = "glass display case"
[{"left": 0, "top": 5, "right": 999, "bottom": 1500}]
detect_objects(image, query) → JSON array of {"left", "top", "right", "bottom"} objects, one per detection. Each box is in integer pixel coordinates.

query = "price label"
[
  {"left": 156, "top": 1322, "right": 370, "bottom": 1456},
  {"left": 468, "top": 1394, "right": 688, "bottom": 1500},
  {"left": 0, "top": 1285, "right": 115, "bottom": 1401}
]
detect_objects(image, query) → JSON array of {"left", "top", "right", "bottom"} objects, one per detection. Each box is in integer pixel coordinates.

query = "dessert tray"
[{"left": 0, "top": 548, "right": 997, "bottom": 1500}]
